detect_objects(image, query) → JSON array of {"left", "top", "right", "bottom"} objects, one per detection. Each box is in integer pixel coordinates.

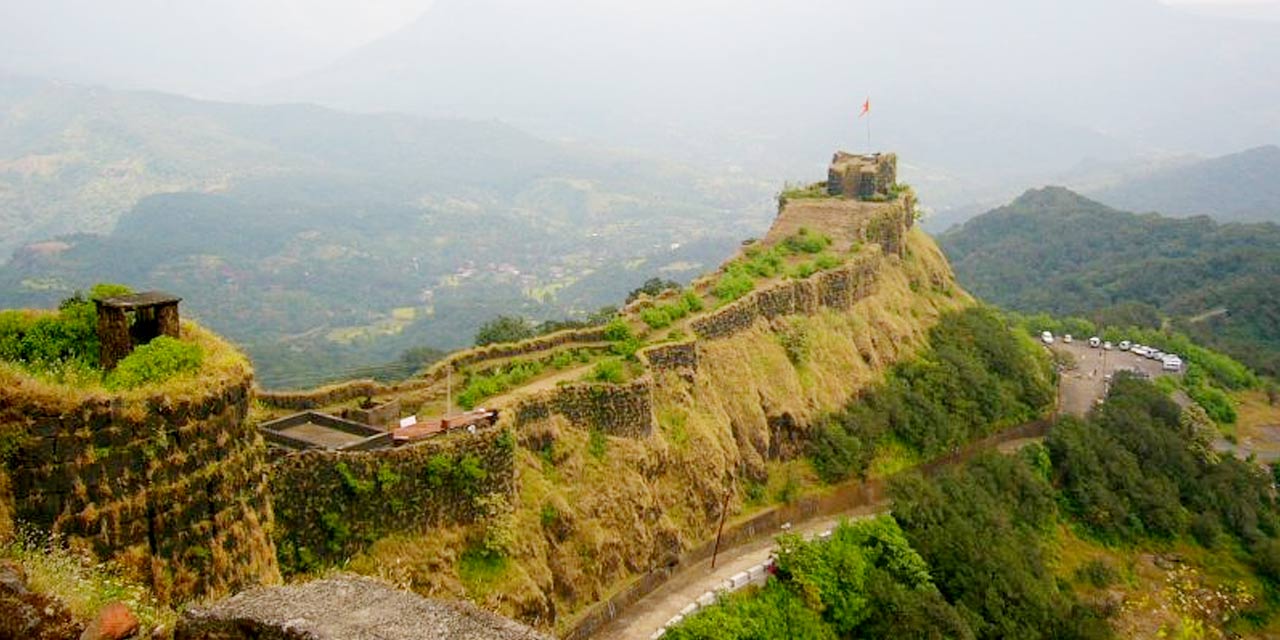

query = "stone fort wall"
[
  {"left": 0, "top": 367, "right": 279, "bottom": 603},
  {"left": 270, "top": 427, "right": 517, "bottom": 572}
]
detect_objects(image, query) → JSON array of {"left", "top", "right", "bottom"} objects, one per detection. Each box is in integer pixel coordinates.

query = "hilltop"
[
  {"left": 939, "top": 187, "right": 1280, "bottom": 374},
  {"left": 1088, "top": 145, "right": 1280, "bottom": 223}
]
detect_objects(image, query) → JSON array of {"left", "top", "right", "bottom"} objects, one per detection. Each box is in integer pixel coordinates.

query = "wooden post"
[{"left": 710, "top": 487, "right": 732, "bottom": 569}]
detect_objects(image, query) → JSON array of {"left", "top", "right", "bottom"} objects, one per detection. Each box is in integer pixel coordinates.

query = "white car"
[
  {"left": 1119, "top": 340, "right": 1132, "bottom": 351},
  {"left": 1162, "top": 356, "right": 1183, "bottom": 371},
  {"left": 1131, "top": 346, "right": 1149, "bottom": 357},
  {"left": 1089, "top": 336, "right": 1101, "bottom": 348},
  {"left": 1041, "top": 331, "right": 1054, "bottom": 345},
  {"left": 1149, "top": 350, "right": 1165, "bottom": 360},
  {"left": 1063, "top": 334, "right": 1073, "bottom": 343},
  {"left": 1103, "top": 341, "right": 1114, "bottom": 350}
]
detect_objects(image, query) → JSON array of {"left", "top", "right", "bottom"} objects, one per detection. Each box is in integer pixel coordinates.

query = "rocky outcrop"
[
  {"left": 176, "top": 574, "right": 552, "bottom": 640},
  {"left": 0, "top": 560, "right": 84, "bottom": 640}
]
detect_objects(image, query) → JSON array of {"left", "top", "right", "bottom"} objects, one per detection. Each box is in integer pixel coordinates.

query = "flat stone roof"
[{"left": 97, "top": 291, "right": 182, "bottom": 309}]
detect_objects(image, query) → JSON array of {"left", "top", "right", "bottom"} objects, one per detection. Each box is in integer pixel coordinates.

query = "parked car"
[
  {"left": 1132, "top": 346, "right": 1150, "bottom": 357},
  {"left": 1119, "top": 340, "right": 1132, "bottom": 351},
  {"left": 1041, "top": 331, "right": 1054, "bottom": 345},
  {"left": 1149, "top": 350, "right": 1165, "bottom": 360},
  {"left": 1162, "top": 356, "right": 1183, "bottom": 371},
  {"left": 1103, "top": 341, "right": 1114, "bottom": 350},
  {"left": 1089, "top": 336, "right": 1101, "bottom": 348},
  {"left": 1063, "top": 334, "right": 1073, "bottom": 343}
]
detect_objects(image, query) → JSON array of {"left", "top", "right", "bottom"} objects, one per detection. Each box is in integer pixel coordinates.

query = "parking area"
[{"left": 1051, "top": 340, "right": 1176, "bottom": 417}]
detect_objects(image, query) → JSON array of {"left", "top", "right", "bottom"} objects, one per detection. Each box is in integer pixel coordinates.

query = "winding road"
[{"left": 581, "top": 341, "right": 1173, "bottom": 639}]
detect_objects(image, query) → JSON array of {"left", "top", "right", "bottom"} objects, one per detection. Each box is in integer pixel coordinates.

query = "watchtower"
[
  {"left": 95, "top": 291, "right": 182, "bottom": 370},
  {"left": 827, "top": 152, "right": 897, "bottom": 199}
]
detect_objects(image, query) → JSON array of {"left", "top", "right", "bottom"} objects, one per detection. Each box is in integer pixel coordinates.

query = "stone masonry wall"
[
  {"left": 639, "top": 342, "right": 698, "bottom": 374},
  {"left": 270, "top": 427, "right": 517, "bottom": 573},
  {"left": 1, "top": 372, "right": 279, "bottom": 603},
  {"left": 511, "top": 380, "right": 655, "bottom": 438},
  {"left": 257, "top": 326, "right": 610, "bottom": 410},
  {"left": 692, "top": 253, "right": 882, "bottom": 341}
]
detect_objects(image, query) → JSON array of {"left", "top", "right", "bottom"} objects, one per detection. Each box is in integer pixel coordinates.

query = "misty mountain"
[
  {"left": 1086, "top": 145, "right": 1280, "bottom": 223},
  {"left": 0, "top": 77, "right": 774, "bottom": 386},
  {"left": 939, "top": 187, "right": 1280, "bottom": 375},
  {"left": 264, "top": 0, "right": 1280, "bottom": 211}
]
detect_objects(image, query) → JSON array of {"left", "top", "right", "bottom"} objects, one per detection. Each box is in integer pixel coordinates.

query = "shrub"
[
  {"left": 104, "top": 336, "right": 203, "bottom": 390},
  {"left": 782, "top": 228, "right": 832, "bottom": 254},
  {"left": 603, "top": 318, "right": 633, "bottom": 342},
  {"left": 714, "top": 272, "right": 755, "bottom": 302},
  {"left": 473, "top": 315, "right": 535, "bottom": 347},
  {"left": 815, "top": 252, "right": 842, "bottom": 270},
  {"left": 590, "top": 359, "right": 626, "bottom": 383},
  {"left": 1074, "top": 559, "right": 1119, "bottom": 588}
]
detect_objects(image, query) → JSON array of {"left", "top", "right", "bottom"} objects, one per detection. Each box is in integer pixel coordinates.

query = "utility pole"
[
  {"left": 446, "top": 366, "right": 453, "bottom": 418},
  {"left": 710, "top": 487, "right": 732, "bottom": 569}
]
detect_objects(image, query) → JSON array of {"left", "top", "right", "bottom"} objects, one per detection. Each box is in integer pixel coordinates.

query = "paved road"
[{"left": 587, "top": 341, "right": 1176, "bottom": 640}]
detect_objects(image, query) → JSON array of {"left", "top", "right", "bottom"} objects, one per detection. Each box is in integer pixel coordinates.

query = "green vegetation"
[
  {"left": 455, "top": 349, "right": 594, "bottom": 409},
  {"left": 809, "top": 307, "right": 1054, "bottom": 483},
  {"left": 680, "top": 377, "right": 1280, "bottom": 638},
  {"left": 940, "top": 187, "right": 1280, "bottom": 376},
  {"left": 104, "top": 336, "right": 203, "bottom": 390},
  {"left": 713, "top": 229, "right": 837, "bottom": 303},
  {"left": 589, "top": 358, "right": 626, "bottom": 383},
  {"left": 639, "top": 290, "right": 705, "bottom": 329},
  {"left": 1, "top": 528, "right": 177, "bottom": 635},
  {"left": 473, "top": 315, "right": 536, "bottom": 347},
  {"left": 0, "top": 285, "right": 131, "bottom": 379},
  {"left": 0, "top": 283, "right": 209, "bottom": 390},
  {"left": 777, "top": 181, "right": 830, "bottom": 207},
  {"left": 667, "top": 517, "right": 965, "bottom": 640},
  {"left": 626, "top": 277, "right": 681, "bottom": 303}
]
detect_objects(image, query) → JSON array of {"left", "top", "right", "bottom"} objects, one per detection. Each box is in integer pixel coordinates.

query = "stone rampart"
[
  {"left": 0, "top": 368, "right": 278, "bottom": 603},
  {"left": 692, "top": 253, "right": 882, "bottom": 341},
  {"left": 257, "top": 326, "right": 611, "bottom": 410},
  {"left": 511, "top": 380, "right": 654, "bottom": 439},
  {"left": 639, "top": 342, "right": 698, "bottom": 374},
  {"left": 270, "top": 427, "right": 517, "bottom": 572}
]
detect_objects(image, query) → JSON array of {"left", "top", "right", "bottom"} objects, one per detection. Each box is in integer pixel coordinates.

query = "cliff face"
[{"left": 338, "top": 193, "right": 970, "bottom": 629}]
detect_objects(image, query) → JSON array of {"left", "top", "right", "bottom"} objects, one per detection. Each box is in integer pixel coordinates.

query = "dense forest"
[
  {"left": 939, "top": 187, "right": 1280, "bottom": 375},
  {"left": 672, "top": 375, "right": 1280, "bottom": 638}
]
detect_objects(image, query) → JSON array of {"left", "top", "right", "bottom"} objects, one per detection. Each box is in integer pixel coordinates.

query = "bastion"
[{"left": 0, "top": 321, "right": 280, "bottom": 603}]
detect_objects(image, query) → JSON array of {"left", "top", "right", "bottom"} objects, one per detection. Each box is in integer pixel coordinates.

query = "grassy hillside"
[
  {"left": 938, "top": 187, "right": 1280, "bottom": 375},
  {"left": 324, "top": 228, "right": 985, "bottom": 630},
  {"left": 0, "top": 77, "right": 775, "bottom": 386},
  {"left": 1089, "top": 145, "right": 1280, "bottom": 223}
]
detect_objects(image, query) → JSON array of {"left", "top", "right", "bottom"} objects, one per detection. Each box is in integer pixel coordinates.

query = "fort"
[
  {"left": 826, "top": 151, "right": 897, "bottom": 199},
  {"left": 1, "top": 151, "right": 957, "bottom": 637}
]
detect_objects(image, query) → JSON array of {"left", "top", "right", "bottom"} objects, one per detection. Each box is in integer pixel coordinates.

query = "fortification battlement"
[{"left": 827, "top": 151, "right": 897, "bottom": 199}]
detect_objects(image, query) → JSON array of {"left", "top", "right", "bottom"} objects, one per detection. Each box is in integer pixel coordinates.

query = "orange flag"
[{"left": 859, "top": 98, "right": 870, "bottom": 117}]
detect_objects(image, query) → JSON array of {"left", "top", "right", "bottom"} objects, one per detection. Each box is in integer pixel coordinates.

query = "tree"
[
  {"left": 625, "top": 277, "right": 680, "bottom": 303},
  {"left": 473, "top": 315, "right": 534, "bottom": 346}
]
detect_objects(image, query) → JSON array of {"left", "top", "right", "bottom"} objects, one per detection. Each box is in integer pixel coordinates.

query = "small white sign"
[{"left": 399, "top": 415, "right": 418, "bottom": 428}]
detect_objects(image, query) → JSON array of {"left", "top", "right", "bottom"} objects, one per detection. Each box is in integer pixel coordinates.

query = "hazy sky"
[{"left": 1, "top": 0, "right": 1277, "bottom": 99}]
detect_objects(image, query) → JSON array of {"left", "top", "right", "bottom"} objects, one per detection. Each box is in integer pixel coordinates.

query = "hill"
[
  {"left": 1088, "top": 145, "right": 1280, "bottom": 223},
  {"left": 263, "top": 0, "right": 1280, "bottom": 209},
  {"left": 0, "top": 76, "right": 775, "bottom": 386},
  {"left": 938, "top": 187, "right": 1280, "bottom": 374}
]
